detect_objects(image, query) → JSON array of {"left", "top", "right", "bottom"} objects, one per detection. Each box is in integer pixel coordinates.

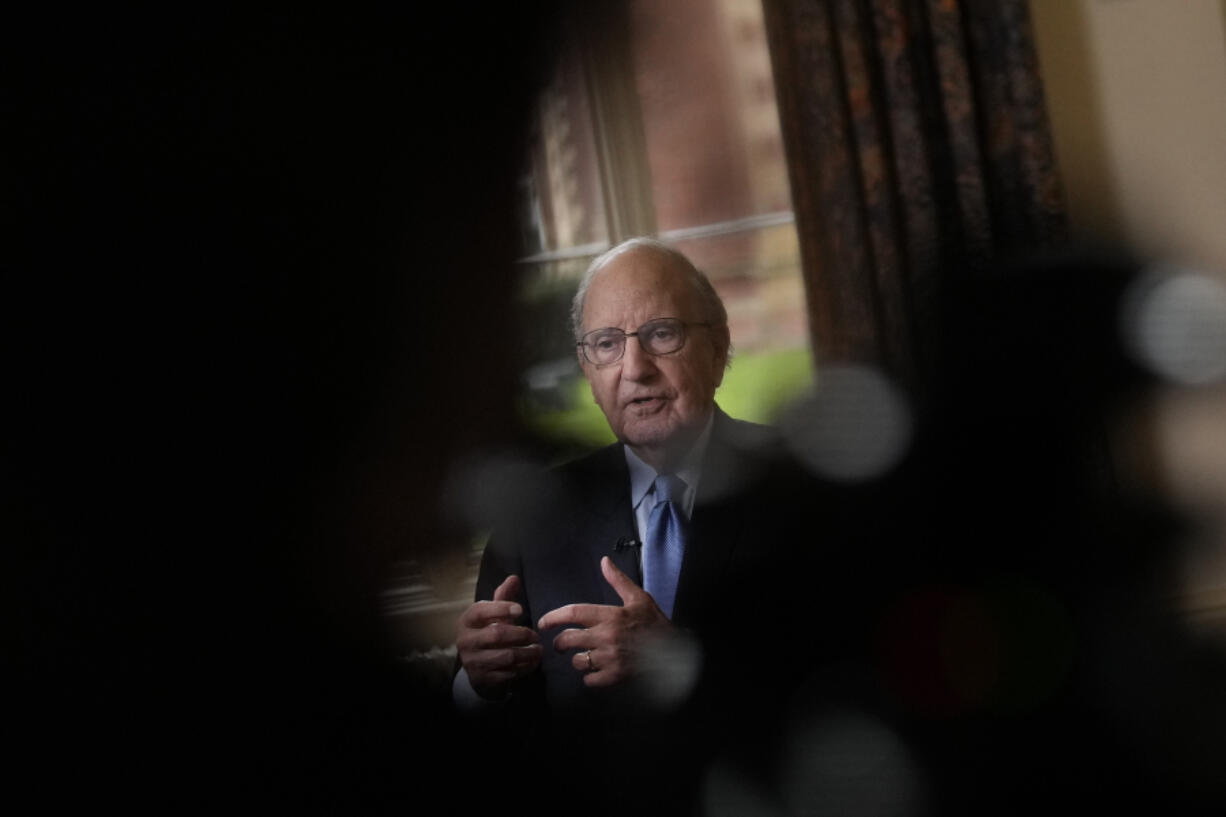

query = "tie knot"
[{"left": 654, "top": 474, "right": 686, "bottom": 504}]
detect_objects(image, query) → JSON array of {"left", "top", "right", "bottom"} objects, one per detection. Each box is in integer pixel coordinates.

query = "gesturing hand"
[
  {"left": 455, "top": 575, "right": 542, "bottom": 699},
  {"left": 537, "top": 556, "right": 672, "bottom": 687}
]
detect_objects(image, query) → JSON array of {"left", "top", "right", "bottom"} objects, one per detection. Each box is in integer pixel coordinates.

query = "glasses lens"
[
  {"left": 585, "top": 329, "right": 626, "bottom": 364},
  {"left": 639, "top": 319, "right": 685, "bottom": 355}
]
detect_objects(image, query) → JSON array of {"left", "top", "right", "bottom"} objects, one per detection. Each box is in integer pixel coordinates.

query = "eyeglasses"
[{"left": 577, "top": 317, "right": 714, "bottom": 366}]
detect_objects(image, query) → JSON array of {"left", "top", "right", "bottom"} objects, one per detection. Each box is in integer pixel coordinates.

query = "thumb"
[
  {"left": 493, "top": 574, "right": 523, "bottom": 604},
  {"left": 601, "top": 556, "right": 644, "bottom": 604}
]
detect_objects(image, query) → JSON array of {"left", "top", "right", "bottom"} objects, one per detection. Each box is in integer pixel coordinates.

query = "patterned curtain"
[{"left": 763, "top": 0, "right": 1066, "bottom": 391}]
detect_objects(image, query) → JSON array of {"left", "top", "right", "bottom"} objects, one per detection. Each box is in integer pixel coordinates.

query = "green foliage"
[{"left": 716, "top": 345, "right": 815, "bottom": 425}]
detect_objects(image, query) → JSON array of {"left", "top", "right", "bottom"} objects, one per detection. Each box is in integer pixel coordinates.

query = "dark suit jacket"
[{"left": 468, "top": 407, "right": 871, "bottom": 814}]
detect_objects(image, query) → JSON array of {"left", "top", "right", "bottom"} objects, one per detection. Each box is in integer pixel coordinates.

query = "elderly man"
[{"left": 452, "top": 238, "right": 852, "bottom": 813}]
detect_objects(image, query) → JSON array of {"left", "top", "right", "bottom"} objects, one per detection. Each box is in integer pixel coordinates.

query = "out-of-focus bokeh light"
[
  {"left": 702, "top": 759, "right": 784, "bottom": 817},
  {"left": 439, "top": 450, "right": 558, "bottom": 535},
  {"left": 779, "top": 364, "right": 912, "bottom": 482},
  {"left": 1121, "top": 265, "right": 1226, "bottom": 385},
  {"left": 632, "top": 628, "right": 703, "bottom": 710},
  {"left": 1148, "top": 386, "right": 1226, "bottom": 643},
  {"left": 1116, "top": 262, "right": 1226, "bottom": 643},
  {"left": 874, "top": 583, "right": 1076, "bottom": 718},
  {"left": 777, "top": 707, "right": 923, "bottom": 817}
]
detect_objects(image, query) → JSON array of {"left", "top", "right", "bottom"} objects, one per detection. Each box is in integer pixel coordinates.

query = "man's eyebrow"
[{"left": 594, "top": 317, "right": 680, "bottom": 330}]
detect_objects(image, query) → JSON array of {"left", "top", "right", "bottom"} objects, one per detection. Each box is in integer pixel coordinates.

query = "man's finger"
[
  {"left": 601, "top": 556, "right": 646, "bottom": 605},
  {"left": 552, "top": 627, "right": 598, "bottom": 654},
  {"left": 492, "top": 574, "right": 523, "bottom": 604},
  {"left": 468, "top": 623, "right": 539, "bottom": 650},
  {"left": 511, "top": 643, "right": 544, "bottom": 667},
  {"left": 475, "top": 664, "right": 537, "bottom": 688},
  {"left": 570, "top": 648, "right": 602, "bottom": 674},
  {"left": 460, "top": 599, "right": 524, "bottom": 628},
  {"left": 537, "top": 602, "right": 617, "bottom": 631},
  {"left": 468, "top": 644, "right": 542, "bottom": 673},
  {"left": 582, "top": 668, "right": 619, "bottom": 688}
]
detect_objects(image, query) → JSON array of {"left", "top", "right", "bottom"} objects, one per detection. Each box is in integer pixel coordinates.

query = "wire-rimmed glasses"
[{"left": 577, "top": 317, "right": 713, "bottom": 366}]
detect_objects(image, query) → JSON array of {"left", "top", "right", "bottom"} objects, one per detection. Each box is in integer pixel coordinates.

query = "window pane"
[
  {"left": 521, "top": 39, "right": 610, "bottom": 256},
  {"left": 630, "top": 0, "right": 793, "bottom": 229},
  {"left": 516, "top": 0, "right": 812, "bottom": 450}
]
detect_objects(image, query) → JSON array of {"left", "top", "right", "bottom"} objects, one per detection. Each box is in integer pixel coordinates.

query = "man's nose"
[{"left": 621, "top": 335, "right": 658, "bottom": 381}]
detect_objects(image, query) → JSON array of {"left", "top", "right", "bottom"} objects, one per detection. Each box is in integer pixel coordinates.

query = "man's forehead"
[{"left": 584, "top": 250, "right": 695, "bottom": 321}]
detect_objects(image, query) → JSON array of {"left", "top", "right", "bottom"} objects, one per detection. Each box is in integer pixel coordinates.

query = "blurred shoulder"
[
  {"left": 551, "top": 440, "right": 626, "bottom": 481},
  {"left": 712, "top": 409, "right": 784, "bottom": 456},
  {"left": 701, "top": 407, "right": 797, "bottom": 501}
]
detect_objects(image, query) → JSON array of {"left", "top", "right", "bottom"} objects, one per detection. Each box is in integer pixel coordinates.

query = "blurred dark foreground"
[{"left": 6, "top": 5, "right": 1226, "bottom": 815}]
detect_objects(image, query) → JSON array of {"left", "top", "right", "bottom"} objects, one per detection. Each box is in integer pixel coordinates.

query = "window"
[{"left": 516, "top": 0, "right": 813, "bottom": 450}]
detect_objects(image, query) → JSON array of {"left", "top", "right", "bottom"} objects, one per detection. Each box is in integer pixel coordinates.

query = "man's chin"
[
  {"left": 618, "top": 418, "right": 701, "bottom": 463},
  {"left": 619, "top": 415, "right": 675, "bottom": 444}
]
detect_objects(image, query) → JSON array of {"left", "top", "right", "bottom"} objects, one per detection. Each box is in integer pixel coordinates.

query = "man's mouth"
[{"left": 627, "top": 395, "right": 666, "bottom": 409}]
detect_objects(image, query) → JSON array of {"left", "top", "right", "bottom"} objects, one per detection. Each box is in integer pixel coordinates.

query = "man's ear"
[
  {"left": 577, "top": 347, "right": 592, "bottom": 380},
  {"left": 712, "top": 325, "right": 731, "bottom": 385},
  {"left": 577, "top": 349, "right": 600, "bottom": 402}
]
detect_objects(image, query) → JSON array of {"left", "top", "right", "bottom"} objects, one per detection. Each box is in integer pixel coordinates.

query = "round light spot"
[
  {"left": 779, "top": 707, "right": 923, "bottom": 817},
  {"left": 702, "top": 759, "right": 783, "bottom": 817},
  {"left": 632, "top": 628, "right": 703, "bottom": 710},
  {"left": 779, "top": 364, "right": 912, "bottom": 482},
  {"left": 1122, "top": 265, "right": 1226, "bottom": 385},
  {"left": 439, "top": 451, "right": 557, "bottom": 533}
]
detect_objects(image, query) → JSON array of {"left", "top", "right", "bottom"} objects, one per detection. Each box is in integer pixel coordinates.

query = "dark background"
[
  {"left": 9, "top": 5, "right": 1226, "bottom": 815},
  {"left": 7, "top": 4, "right": 564, "bottom": 809}
]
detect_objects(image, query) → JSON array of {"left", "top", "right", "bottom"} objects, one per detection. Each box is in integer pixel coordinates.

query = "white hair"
[{"left": 570, "top": 237, "right": 730, "bottom": 349}]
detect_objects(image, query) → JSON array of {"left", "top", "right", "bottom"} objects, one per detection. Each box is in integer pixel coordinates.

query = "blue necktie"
[{"left": 643, "top": 474, "right": 687, "bottom": 619}]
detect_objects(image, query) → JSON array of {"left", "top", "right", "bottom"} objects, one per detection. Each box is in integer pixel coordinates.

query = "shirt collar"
[{"left": 625, "top": 410, "right": 715, "bottom": 513}]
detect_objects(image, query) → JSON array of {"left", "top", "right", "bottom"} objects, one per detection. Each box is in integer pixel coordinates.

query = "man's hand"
[
  {"left": 537, "top": 556, "right": 672, "bottom": 687},
  {"left": 455, "top": 575, "right": 542, "bottom": 699}
]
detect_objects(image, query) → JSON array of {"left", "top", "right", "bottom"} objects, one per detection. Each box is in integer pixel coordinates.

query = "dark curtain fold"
[{"left": 764, "top": 0, "right": 1066, "bottom": 391}]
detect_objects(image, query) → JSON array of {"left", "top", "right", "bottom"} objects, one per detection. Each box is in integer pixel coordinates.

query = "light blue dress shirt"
[{"left": 623, "top": 410, "right": 714, "bottom": 561}]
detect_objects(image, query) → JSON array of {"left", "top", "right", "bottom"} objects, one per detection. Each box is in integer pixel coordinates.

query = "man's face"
[{"left": 578, "top": 249, "right": 729, "bottom": 463}]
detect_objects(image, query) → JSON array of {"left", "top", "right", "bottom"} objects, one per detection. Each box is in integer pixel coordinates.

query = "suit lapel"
[
  {"left": 671, "top": 409, "right": 756, "bottom": 626},
  {"left": 577, "top": 445, "right": 641, "bottom": 606}
]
